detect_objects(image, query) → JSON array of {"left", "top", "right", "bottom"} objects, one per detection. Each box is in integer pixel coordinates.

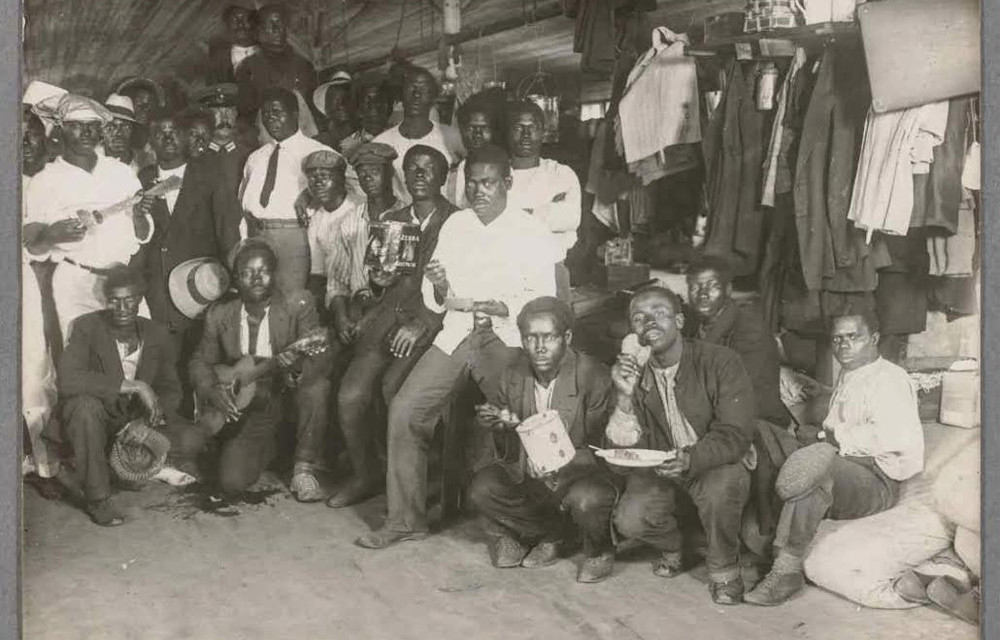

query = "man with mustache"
[
  {"left": 194, "top": 83, "right": 256, "bottom": 193},
  {"left": 373, "top": 66, "right": 464, "bottom": 204},
  {"left": 189, "top": 239, "right": 333, "bottom": 503},
  {"left": 468, "top": 297, "right": 619, "bottom": 583},
  {"left": 131, "top": 108, "right": 243, "bottom": 416},
  {"left": 356, "top": 144, "right": 557, "bottom": 549},
  {"left": 239, "top": 87, "right": 334, "bottom": 296},
  {"left": 607, "top": 285, "right": 755, "bottom": 605},
  {"left": 207, "top": 2, "right": 260, "bottom": 84},
  {"left": 328, "top": 145, "right": 456, "bottom": 508},
  {"left": 24, "top": 94, "right": 154, "bottom": 343},
  {"left": 745, "top": 311, "right": 924, "bottom": 606}
]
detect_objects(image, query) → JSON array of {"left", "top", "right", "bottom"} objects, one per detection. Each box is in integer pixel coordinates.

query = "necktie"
[{"left": 259, "top": 143, "right": 280, "bottom": 208}]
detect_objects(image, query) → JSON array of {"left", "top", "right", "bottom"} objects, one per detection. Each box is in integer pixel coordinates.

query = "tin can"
[{"left": 516, "top": 410, "right": 575, "bottom": 475}]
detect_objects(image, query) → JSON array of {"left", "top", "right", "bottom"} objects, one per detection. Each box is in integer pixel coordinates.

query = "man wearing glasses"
[{"left": 606, "top": 285, "right": 756, "bottom": 605}]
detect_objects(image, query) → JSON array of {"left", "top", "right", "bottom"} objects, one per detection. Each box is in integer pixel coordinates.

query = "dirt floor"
[{"left": 22, "top": 475, "right": 977, "bottom": 640}]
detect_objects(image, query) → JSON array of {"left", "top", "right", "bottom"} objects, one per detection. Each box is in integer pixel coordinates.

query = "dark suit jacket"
[
  {"left": 188, "top": 290, "right": 327, "bottom": 395},
  {"left": 235, "top": 48, "right": 317, "bottom": 119},
  {"left": 206, "top": 37, "right": 242, "bottom": 84},
  {"left": 687, "top": 300, "right": 789, "bottom": 427},
  {"left": 489, "top": 349, "right": 614, "bottom": 486},
  {"left": 131, "top": 160, "right": 242, "bottom": 331},
  {"left": 628, "top": 339, "right": 755, "bottom": 477},
  {"left": 355, "top": 201, "right": 457, "bottom": 351},
  {"left": 205, "top": 142, "right": 254, "bottom": 197},
  {"left": 57, "top": 312, "right": 182, "bottom": 418}
]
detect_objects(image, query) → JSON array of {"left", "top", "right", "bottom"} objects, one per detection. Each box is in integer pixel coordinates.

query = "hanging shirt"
[
  {"left": 239, "top": 305, "right": 272, "bottom": 357},
  {"left": 23, "top": 155, "right": 151, "bottom": 268},
  {"left": 506, "top": 159, "right": 583, "bottom": 257},
  {"left": 824, "top": 357, "right": 924, "bottom": 481},
  {"left": 239, "top": 130, "right": 333, "bottom": 234},
  {"left": 116, "top": 340, "right": 144, "bottom": 381},
  {"left": 373, "top": 122, "right": 465, "bottom": 204},
  {"left": 306, "top": 197, "right": 359, "bottom": 277},
  {"left": 422, "top": 207, "right": 557, "bottom": 355},
  {"left": 157, "top": 163, "right": 186, "bottom": 215}
]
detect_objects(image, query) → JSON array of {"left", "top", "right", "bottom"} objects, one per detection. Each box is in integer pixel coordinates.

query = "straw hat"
[
  {"left": 109, "top": 419, "right": 172, "bottom": 484},
  {"left": 313, "top": 70, "right": 353, "bottom": 116},
  {"left": 104, "top": 94, "right": 137, "bottom": 123},
  {"left": 168, "top": 257, "right": 231, "bottom": 319}
]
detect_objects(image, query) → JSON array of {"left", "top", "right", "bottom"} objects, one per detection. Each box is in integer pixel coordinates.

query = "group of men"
[{"left": 20, "top": 1, "right": 926, "bottom": 609}]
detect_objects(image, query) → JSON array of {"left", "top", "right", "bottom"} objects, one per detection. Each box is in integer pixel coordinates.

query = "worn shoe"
[
  {"left": 577, "top": 551, "right": 615, "bottom": 583},
  {"left": 290, "top": 472, "right": 324, "bottom": 503},
  {"left": 355, "top": 528, "right": 429, "bottom": 550},
  {"left": 87, "top": 497, "right": 125, "bottom": 527},
  {"left": 489, "top": 534, "right": 529, "bottom": 568},
  {"left": 325, "top": 477, "right": 384, "bottom": 508},
  {"left": 926, "top": 575, "right": 980, "bottom": 625},
  {"left": 744, "top": 569, "right": 805, "bottom": 606},
  {"left": 652, "top": 550, "right": 684, "bottom": 578},
  {"left": 521, "top": 541, "right": 561, "bottom": 568},
  {"left": 710, "top": 576, "right": 745, "bottom": 605}
]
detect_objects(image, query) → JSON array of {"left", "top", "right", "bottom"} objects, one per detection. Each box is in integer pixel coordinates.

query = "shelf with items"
[{"left": 685, "top": 21, "right": 860, "bottom": 59}]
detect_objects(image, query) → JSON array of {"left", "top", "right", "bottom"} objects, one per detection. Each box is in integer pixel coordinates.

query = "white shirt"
[
  {"left": 373, "top": 122, "right": 465, "bottom": 204},
  {"left": 534, "top": 379, "right": 555, "bottom": 413},
  {"left": 116, "top": 340, "right": 143, "bottom": 381},
  {"left": 651, "top": 364, "right": 700, "bottom": 450},
  {"left": 506, "top": 159, "right": 583, "bottom": 257},
  {"left": 239, "top": 131, "right": 334, "bottom": 234},
  {"left": 307, "top": 198, "right": 357, "bottom": 276},
  {"left": 231, "top": 44, "right": 258, "bottom": 72},
  {"left": 157, "top": 164, "right": 186, "bottom": 215},
  {"left": 824, "top": 357, "right": 925, "bottom": 481},
  {"left": 239, "top": 305, "right": 272, "bottom": 357},
  {"left": 422, "top": 207, "right": 556, "bottom": 355},
  {"left": 24, "top": 155, "right": 151, "bottom": 267}
]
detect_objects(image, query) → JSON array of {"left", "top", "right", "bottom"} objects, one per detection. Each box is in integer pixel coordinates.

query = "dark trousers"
[
  {"left": 774, "top": 455, "right": 899, "bottom": 558},
  {"left": 385, "top": 330, "right": 519, "bottom": 533},
  {"left": 614, "top": 463, "right": 750, "bottom": 580},
  {"left": 61, "top": 395, "right": 207, "bottom": 502},
  {"left": 167, "top": 319, "right": 203, "bottom": 420},
  {"left": 216, "top": 375, "right": 330, "bottom": 495},
  {"left": 468, "top": 465, "right": 617, "bottom": 556},
  {"left": 337, "top": 344, "right": 425, "bottom": 481}
]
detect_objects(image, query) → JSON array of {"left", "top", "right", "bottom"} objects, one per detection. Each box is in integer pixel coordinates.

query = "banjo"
[{"left": 72, "top": 174, "right": 183, "bottom": 229}]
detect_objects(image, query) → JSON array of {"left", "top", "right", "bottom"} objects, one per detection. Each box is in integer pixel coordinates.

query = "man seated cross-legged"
[
  {"left": 189, "top": 239, "right": 332, "bottom": 504},
  {"left": 467, "top": 297, "right": 619, "bottom": 583}
]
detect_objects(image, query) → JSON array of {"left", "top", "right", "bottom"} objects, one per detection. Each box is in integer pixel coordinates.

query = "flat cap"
[
  {"left": 195, "top": 83, "right": 238, "bottom": 108},
  {"left": 348, "top": 142, "right": 397, "bottom": 167},
  {"left": 302, "top": 149, "right": 347, "bottom": 172}
]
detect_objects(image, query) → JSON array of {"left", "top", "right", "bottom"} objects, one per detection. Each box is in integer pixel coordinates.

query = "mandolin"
[
  {"left": 74, "top": 175, "right": 183, "bottom": 229},
  {"left": 200, "top": 328, "right": 329, "bottom": 433}
]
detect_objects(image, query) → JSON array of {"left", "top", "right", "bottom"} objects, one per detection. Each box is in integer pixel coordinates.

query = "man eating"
[
  {"left": 607, "top": 286, "right": 755, "bottom": 605},
  {"left": 356, "top": 144, "right": 557, "bottom": 549},
  {"left": 744, "top": 311, "right": 924, "bottom": 606},
  {"left": 468, "top": 297, "right": 618, "bottom": 583}
]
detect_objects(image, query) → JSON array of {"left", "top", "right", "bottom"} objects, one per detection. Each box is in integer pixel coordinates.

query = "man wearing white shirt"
[
  {"left": 357, "top": 145, "right": 557, "bottom": 549},
  {"left": 745, "top": 311, "right": 925, "bottom": 606},
  {"left": 239, "top": 86, "right": 334, "bottom": 295},
  {"left": 506, "top": 100, "right": 582, "bottom": 295},
  {"left": 373, "top": 66, "right": 464, "bottom": 205},
  {"left": 24, "top": 94, "right": 154, "bottom": 344}
]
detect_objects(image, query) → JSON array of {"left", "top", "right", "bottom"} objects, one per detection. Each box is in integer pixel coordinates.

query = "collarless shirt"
[
  {"left": 824, "top": 357, "right": 925, "bottom": 481},
  {"left": 650, "top": 363, "right": 700, "bottom": 450},
  {"left": 239, "top": 130, "right": 334, "bottom": 233},
  {"left": 239, "top": 305, "right": 272, "bottom": 357},
  {"left": 505, "top": 158, "right": 583, "bottom": 256},
  {"left": 307, "top": 197, "right": 359, "bottom": 277},
  {"left": 116, "top": 340, "right": 144, "bottom": 381},
  {"left": 373, "top": 122, "right": 465, "bottom": 204},
  {"left": 422, "top": 207, "right": 557, "bottom": 355},
  {"left": 24, "top": 155, "right": 150, "bottom": 267},
  {"left": 534, "top": 379, "right": 556, "bottom": 414}
]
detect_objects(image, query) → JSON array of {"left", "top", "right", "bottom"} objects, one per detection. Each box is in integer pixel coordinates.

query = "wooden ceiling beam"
[{"left": 332, "top": 2, "right": 565, "bottom": 73}]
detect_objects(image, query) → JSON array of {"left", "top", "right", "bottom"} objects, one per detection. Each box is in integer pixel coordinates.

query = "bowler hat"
[{"left": 168, "top": 257, "right": 231, "bottom": 319}]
